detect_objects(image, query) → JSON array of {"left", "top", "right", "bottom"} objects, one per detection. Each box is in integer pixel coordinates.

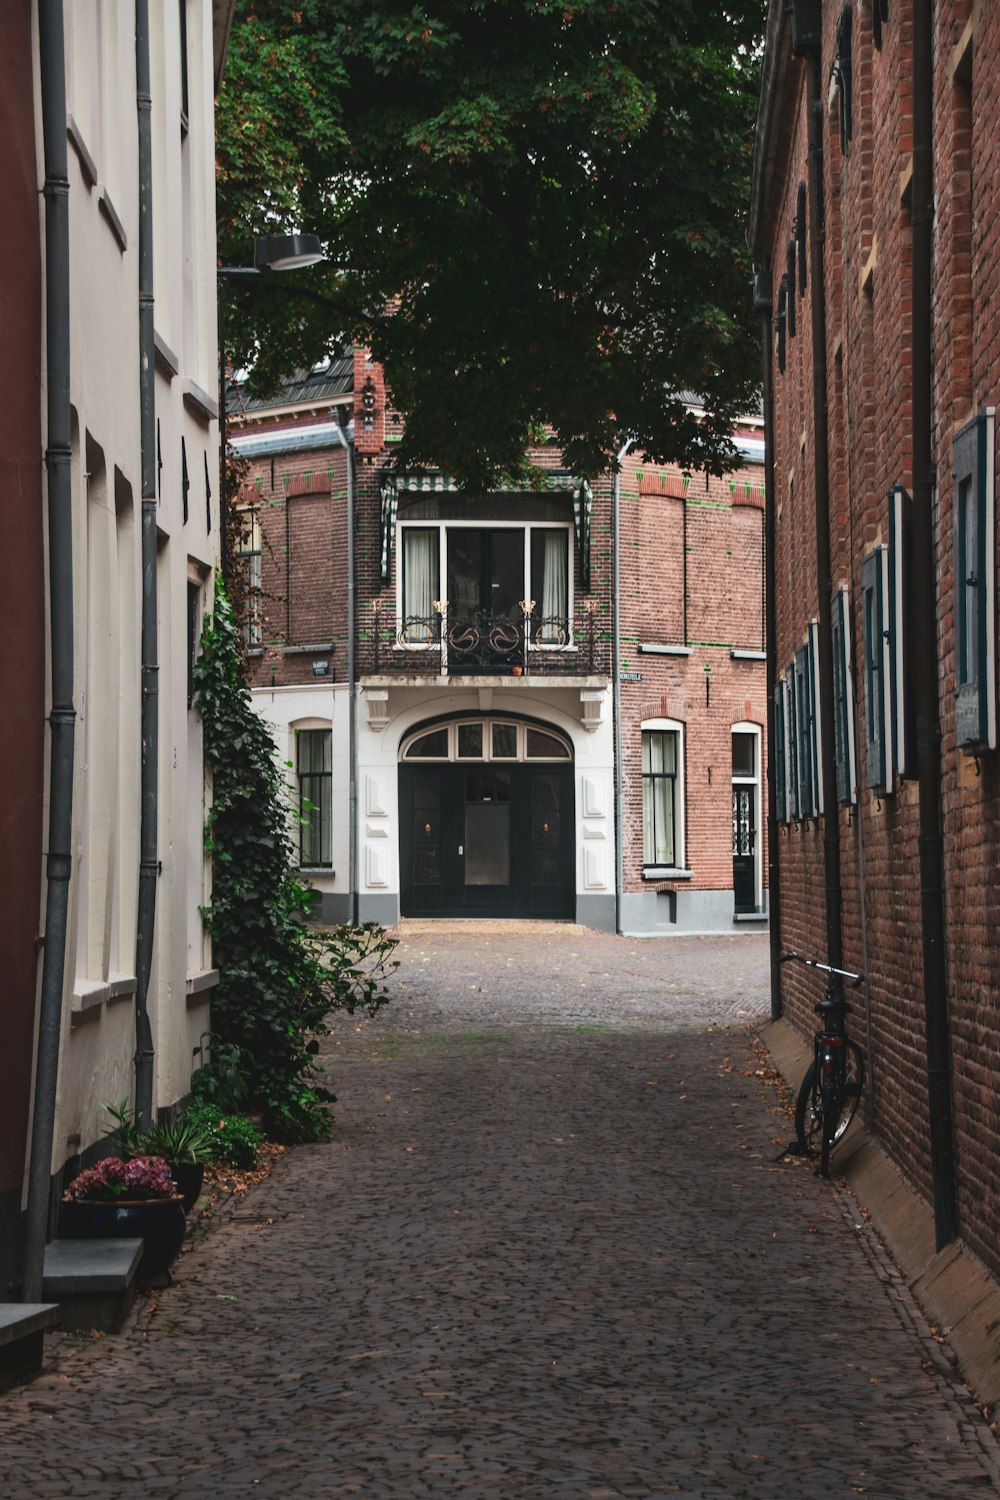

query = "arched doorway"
[{"left": 399, "top": 716, "right": 576, "bottom": 919}]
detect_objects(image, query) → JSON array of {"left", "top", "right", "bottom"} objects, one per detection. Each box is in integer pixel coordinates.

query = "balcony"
[{"left": 361, "top": 601, "right": 607, "bottom": 680}]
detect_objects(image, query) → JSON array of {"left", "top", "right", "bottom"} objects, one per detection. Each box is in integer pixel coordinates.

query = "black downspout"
[
  {"left": 133, "top": 0, "right": 157, "bottom": 1127},
  {"left": 23, "top": 0, "right": 75, "bottom": 1303},
  {"left": 804, "top": 63, "right": 845, "bottom": 988},
  {"left": 911, "top": 0, "right": 958, "bottom": 1248},
  {"left": 755, "top": 269, "right": 783, "bottom": 1021}
]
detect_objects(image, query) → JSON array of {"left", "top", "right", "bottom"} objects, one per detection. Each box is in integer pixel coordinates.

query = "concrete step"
[
  {"left": 42, "top": 1238, "right": 143, "bottom": 1332},
  {"left": 0, "top": 1303, "right": 59, "bottom": 1389}
]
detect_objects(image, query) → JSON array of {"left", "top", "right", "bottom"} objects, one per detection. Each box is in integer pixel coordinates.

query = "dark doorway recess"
[{"left": 400, "top": 762, "right": 575, "bottom": 919}]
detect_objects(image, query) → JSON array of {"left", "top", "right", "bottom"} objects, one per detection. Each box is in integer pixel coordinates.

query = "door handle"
[{"left": 458, "top": 845, "right": 464, "bottom": 856}]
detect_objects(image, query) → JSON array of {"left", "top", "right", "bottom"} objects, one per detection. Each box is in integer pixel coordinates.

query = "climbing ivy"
[{"left": 193, "top": 586, "right": 397, "bottom": 1141}]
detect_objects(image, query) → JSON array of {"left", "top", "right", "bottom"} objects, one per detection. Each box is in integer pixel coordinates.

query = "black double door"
[{"left": 400, "top": 763, "right": 575, "bottom": 919}]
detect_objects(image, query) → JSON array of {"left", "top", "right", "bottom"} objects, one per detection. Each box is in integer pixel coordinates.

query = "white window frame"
[
  {"left": 396, "top": 518, "right": 575, "bottom": 652},
  {"left": 292, "top": 719, "right": 333, "bottom": 870},
  {"left": 640, "top": 718, "right": 687, "bottom": 876},
  {"left": 400, "top": 718, "right": 573, "bottom": 762},
  {"left": 731, "top": 721, "right": 763, "bottom": 912}
]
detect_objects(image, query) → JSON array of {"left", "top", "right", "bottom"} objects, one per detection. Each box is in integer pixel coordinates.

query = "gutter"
[
  {"left": 133, "top": 0, "right": 158, "bottom": 1127},
  {"left": 613, "top": 437, "right": 637, "bottom": 934},
  {"left": 911, "top": 0, "right": 958, "bottom": 1249},
  {"left": 24, "top": 0, "right": 75, "bottom": 1302},
  {"left": 754, "top": 269, "right": 783, "bottom": 1020},
  {"left": 803, "top": 53, "right": 845, "bottom": 986},
  {"left": 331, "top": 420, "right": 358, "bottom": 923}
]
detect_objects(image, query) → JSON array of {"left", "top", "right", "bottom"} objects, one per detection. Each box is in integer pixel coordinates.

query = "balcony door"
[{"left": 447, "top": 529, "right": 524, "bottom": 670}]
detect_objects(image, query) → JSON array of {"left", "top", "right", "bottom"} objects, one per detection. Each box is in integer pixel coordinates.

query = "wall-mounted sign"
[{"left": 620, "top": 671, "right": 643, "bottom": 682}]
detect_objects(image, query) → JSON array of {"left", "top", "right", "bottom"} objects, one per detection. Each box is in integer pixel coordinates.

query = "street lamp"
[{"left": 217, "top": 232, "right": 324, "bottom": 577}]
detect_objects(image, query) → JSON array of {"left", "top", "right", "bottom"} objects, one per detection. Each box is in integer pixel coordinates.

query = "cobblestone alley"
[{"left": 2, "top": 925, "right": 998, "bottom": 1497}]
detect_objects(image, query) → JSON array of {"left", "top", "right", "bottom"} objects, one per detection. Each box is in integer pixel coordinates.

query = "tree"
[{"left": 217, "top": 1, "right": 764, "bottom": 489}]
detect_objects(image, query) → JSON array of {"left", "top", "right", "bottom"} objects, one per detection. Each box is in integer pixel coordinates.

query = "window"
[
  {"left": 237, "top": 510, "right": 262, "bottom": 646},
  {"left": 401, "top": 528, "right": 440, "bottom": 641},
  {"left": 398, "top": 518, "right": 573, "bottom": 657},
  {"left": 187, "top": 579, "right": 200, "bottom": 709},
  {"left": 953, "top": 411, "right": 997, "bottom": 751},
  {"left": 831, "top": 586, "right": 858, "bottom": 804},
  {"left": 297, "top": 729, "right": 332, "bottom": 868},
  {"left": 642, "top": 724, "right": 684, "bottom": 870},
  {"left": 401, "top": 718, "right": 571, "bottom": 763},
  {"left": 732, "top": 724, "right": 762, "bottom": 914}
]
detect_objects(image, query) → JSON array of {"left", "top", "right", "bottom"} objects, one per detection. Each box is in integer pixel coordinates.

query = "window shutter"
[
  {"left": 795, "top": 644, "right": 813, "bottom": 816},
  {"left": 887, "top": 485, "right": 911, "bottom": 775},
  {"left": 954, "top": 412, "right": 997, "bottom": 751},
  {"left": 774, "top": 679, "right": 787, "bottom": 822},
  {"left": 808, "top": 620, "right": 824, "bottom": 816},
  {"left": 831, "top": 586, "right": 857, "bottom": 804},
  {"left": 787, "top": 661, "right": 800, "bottom": 818},
  {"left": 861, "top": 550, "right": 887, "bottom": 790}
]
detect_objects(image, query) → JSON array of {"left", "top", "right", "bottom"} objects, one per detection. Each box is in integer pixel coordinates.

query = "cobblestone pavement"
[{"left": 2, "top": 924, "right": 999, "bottom": 1497}]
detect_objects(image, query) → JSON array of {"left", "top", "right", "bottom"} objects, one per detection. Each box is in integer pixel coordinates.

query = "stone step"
[
  {"left": 0, "top": 1303, "right": 59, "bottom": 1389},
  {"left": 42, "top": 1238, "right": 144, "bottom": 1333}
]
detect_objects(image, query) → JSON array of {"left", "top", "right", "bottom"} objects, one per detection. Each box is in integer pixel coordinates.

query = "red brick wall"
[{"left": 758, "top": 1, "right": 1000, "bottom": 1279}]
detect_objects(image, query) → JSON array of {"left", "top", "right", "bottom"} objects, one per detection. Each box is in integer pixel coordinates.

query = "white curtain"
[
  {"left": 404, "top": 529, "right": 438, "bottom": 642},
  {"left": 539, "top": 530, "right": 568, "bottom": 643}
]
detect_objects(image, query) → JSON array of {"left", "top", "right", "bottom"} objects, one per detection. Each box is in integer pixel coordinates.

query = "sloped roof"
[{"left": 231, "top": 355, "right": 355, "bottom": 416}]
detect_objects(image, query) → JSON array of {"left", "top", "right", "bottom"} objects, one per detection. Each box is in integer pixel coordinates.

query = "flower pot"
[
  {"left": 60, "top": 1197, "right": 187, "bottom": 1280},
  {"left": 511, "top": 665, "right": 523, "bottom": 677},
  {"left": 168, "top": 1161, "right": 205, "bottom": 1214}
]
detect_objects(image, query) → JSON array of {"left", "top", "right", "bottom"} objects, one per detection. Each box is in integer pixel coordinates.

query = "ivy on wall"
[{"left": 193, "top": 586, "right": 396, "bottom": 1141}]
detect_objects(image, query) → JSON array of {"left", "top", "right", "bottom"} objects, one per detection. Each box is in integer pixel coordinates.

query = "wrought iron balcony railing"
[{"left": 364, "top": 601, "right": 605, "bottom": 676}]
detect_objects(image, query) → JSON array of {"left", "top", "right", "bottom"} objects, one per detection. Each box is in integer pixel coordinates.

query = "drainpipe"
[
  {"left": 911, "top": 0, "right": 958, "bottom": 1249},
  {"left": 332, "top": 418, "right": 358, "bottom": 924},
  {"left": 613, "top": 437, "right": 637, "bottom": 934},
  {"left": 23, "top": 0, "right": 75, "bottom": 1302},
  {"left": 803, "top": 59, "right": 845, "bottom": 988},
  {"left": 133, "top": 0, "right": 157, "bottom": 1126},
  {"left": 754, "top": 268, "right": 783, "bottom": 1020}
]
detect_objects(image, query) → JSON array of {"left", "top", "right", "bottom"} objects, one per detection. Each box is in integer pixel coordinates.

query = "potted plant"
[
  {"left": 104, "top": 1101, "right": 213, "bottom": 1212},
  {"left": 137, "top": 1118, "right": 213, "bottom": 1212},
  {"left": 60, "top": 1156, "right": 186, "bottom": 1280}
]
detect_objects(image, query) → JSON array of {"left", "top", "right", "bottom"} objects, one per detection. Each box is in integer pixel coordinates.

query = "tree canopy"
[{"left": 217, "top": 1, "right": 765, "bottom": 488}]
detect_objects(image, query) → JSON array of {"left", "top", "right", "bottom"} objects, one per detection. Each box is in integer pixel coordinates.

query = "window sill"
[
  {"left": 731, "top": 649, "right": 766, "bottom": 661},
  {"left": 639, "top": 643, "right": 692, "bottom": 656},
  {"left": 284, "top": 643, "right": 334, "bottom": 656},
  {"left": 299, "top": 867, "right": 335, "bottom": 877},
  {"left": 642, "top": 867, "right": 693, "bottom": 881},
  {"left": 71, "top": 974, "right": 137, "bottom": 1015},
  {"left": 733, "top": 911, "right": 768, "bottom": 923}
]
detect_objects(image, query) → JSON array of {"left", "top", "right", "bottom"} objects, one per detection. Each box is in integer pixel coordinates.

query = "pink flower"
[{"left": 64, "top": 1154, "right": 178, "bottom": 1202}]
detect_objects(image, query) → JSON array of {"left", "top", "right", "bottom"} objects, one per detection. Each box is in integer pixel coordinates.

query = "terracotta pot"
[{"left": 511, "top": 665, "right": 523, "bottom": 676}]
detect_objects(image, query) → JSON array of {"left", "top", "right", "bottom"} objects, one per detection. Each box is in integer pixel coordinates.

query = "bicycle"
[{"left": 781, "top": 951, "right": 865, "bottom": 1177}]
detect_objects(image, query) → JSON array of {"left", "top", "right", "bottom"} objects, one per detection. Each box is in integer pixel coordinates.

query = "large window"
[
  {"left": 642, "top": 724, "right": 684, "bottom": 870},
  {"left": 399, "top": 521, "right": 572, "bottom": 648},
  {"left": 297, "top": 729, "right": 332, "bottom": 868}
]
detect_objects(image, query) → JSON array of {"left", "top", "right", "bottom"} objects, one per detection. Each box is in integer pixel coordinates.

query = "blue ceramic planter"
[{"left": 60, "top": 1197, "right": 186, "bottom": 1279}]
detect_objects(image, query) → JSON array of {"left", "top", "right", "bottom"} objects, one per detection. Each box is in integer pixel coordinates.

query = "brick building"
[
  {"left": 749, "top": 0, "right": 1000, "bottom": 1273},
  {"left": 233, "top": 353, "right": 767, "bottom": 936}
]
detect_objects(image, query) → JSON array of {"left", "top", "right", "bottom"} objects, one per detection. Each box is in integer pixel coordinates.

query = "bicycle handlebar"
[{"left": 780, "top": 950, "right": 864, "bottom": 987}]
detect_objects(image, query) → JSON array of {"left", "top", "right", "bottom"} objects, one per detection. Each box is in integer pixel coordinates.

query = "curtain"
[
  {"left": 404, "top": 529, "right": 438, "bottom": 642},
  {"left": 539, "top": 530, "right": 568, "bottom": 643}
]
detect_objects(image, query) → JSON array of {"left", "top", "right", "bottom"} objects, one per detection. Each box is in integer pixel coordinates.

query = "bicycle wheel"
[{"left": 794, "top": 1041, "right": 864, "bottom": 1168}]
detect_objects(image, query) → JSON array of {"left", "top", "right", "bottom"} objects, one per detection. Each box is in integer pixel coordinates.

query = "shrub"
[{"left": 183, "top": 1102, "right": 265, "bottom": 1170}]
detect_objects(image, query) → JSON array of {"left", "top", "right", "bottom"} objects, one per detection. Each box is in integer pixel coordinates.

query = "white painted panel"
[
  {"left": 366, "top": 844, "right": 389, "bottom": 887},
  {"left": 584, "top": 846, "right": 607, "bottom": 890},
  {"left": 366, "top": 773, "right": 388, "bottom": 817},
  {"left": 582, "top": 775, "right": 606, "bottom": 819}
]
